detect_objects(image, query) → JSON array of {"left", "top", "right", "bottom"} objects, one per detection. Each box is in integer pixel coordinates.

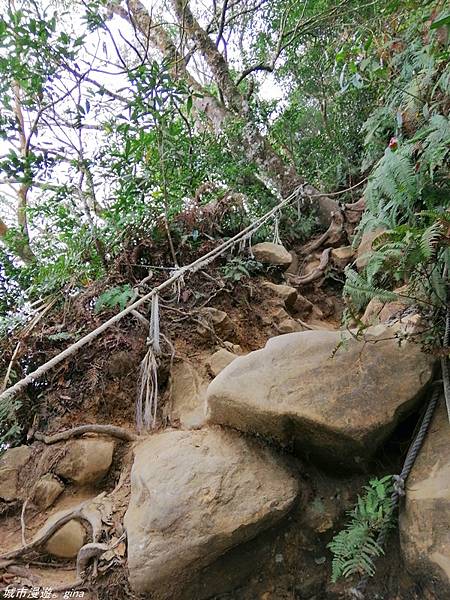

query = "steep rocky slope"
[{"left": 0, "top": 234, "right": 448, "bottom": 600}]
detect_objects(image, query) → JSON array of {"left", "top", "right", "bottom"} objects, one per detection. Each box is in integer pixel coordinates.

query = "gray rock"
[
  {"left": 356, "top": 228, "right": 386, "bottom": 269},
  {"left": 0, "top": 445, "right": 32, "bottom": 501},
  {"left": 286, "top": 250, "right": 299, "bottom": 275},
  {"left": 362, "top": 286, "right": 411, "bottom": 325},
  {"left": 125, "top": 428, "right": 298, "bottom": 596},
  {"left": 33, "top": 473, "right": 64, "bottom": 509},
  {"left": 400, "top": 401, "right": 450, "bottom": 591},
  {"left": 206, "top": 349, "right": 238, "bottom": 378},
  {"left": 293, "top": 294, "right": 314, "bottom": 318},
  {"left": 45, "top": 519, "right": 86, "bottom": 558},
  {"left": 251, "top": 243, "right": 292, "bottom": 268},
  {"left": 207, "top": 325, "right": 434, "bottom": 469},
  {"left": 55, "top": 438, "right": 114, "bottom": 485},
  {"left": 262, "top": 282, "right": 298, "bottom": 308},
  {"left": 331, "top": 246, "right": 354, "bottom": 269},
  {"left": 169, "top": 360, "right": 208, "bottom": 428},
  {"left": 197, "top": 307, "right": 234, "bottom": 340},
  {"left": 277, "top": 317, "right": 303, "bottom": 334}
]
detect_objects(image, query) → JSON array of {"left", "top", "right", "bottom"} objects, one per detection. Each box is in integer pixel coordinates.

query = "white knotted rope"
[
  {"left": 238, "top": 230, "right": 254, "bottom": 257},
  {"left": 272, "top": 211, "right": 282, "bottom": 245},
  {"left": 0, "top": 185, "right": 304, "bottom": 422},
  {"left": 136, "top": 293, "right": 161, "bottom": 431}
]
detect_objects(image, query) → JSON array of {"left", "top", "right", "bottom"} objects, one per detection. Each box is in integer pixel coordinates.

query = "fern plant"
[
  {"left": 328, "top": 475, "right": 394, "bottom": 582},
  {"left": 221, "top": 257, "right": 263, "bottom": 282},
  {"left": 346, "top": 2, "right": 450, "bottom": 322},
  {"left": 94, "top": 284, "right": 137, "bottom": 313},
  {"left": 343, "top": 267, "right": 398, "bottom": 311},
  {"left": 345, "top": 213, "right": 448, "bottom": 314},
  {"left": 365, "top": 145, "right": 417, "bottom": 228}
]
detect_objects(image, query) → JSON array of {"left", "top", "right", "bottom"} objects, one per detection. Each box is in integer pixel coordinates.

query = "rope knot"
[{"left": 393, "top": 474, "right": 406, "bottom": 496}]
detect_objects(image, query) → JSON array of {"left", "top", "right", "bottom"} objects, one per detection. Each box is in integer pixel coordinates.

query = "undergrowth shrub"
[{"left": 328, "top": 475, "right": 395, "bottom": 582}]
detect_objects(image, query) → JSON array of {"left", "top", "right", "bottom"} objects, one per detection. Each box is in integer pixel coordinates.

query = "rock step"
[
  {"left": 206, "top": 325, "right": 434, "bottom": 470},
  {"left": 251, "top": 242, "right": 292, "bottom": 268},
  {"left": 400, "top": 401, "right": 450, "bottom": 593},
  {"left": 125, "top": 427, "right": 298, "bottom": 597}
]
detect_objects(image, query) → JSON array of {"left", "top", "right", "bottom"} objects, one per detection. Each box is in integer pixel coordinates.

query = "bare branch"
[{"left": 215, "top": 0, "right": 229, "bottom": 47}]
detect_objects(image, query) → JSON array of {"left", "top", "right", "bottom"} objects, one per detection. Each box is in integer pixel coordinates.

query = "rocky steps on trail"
[
  {"left": 0, "top": 241, "right": 449, "bottom": 599},
  {"left": 207, "top": 324, "right": 434, "bottom": 469},
  {"left": 125, "top": 428, "right": 298, "bottom": 597}
]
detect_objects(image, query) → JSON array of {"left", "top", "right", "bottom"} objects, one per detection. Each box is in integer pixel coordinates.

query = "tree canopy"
[{"left": 0, "top": 0, "right": 448, "bottom": 325}]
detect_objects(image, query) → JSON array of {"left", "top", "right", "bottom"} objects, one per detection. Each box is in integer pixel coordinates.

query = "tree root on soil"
[
  {"left": 291, "top": 247, "right": 332, "bottom": 286},
  {"left": 34, "top": 424, "right": 137, "bottom": 444},
  {"left": 0, "top": 492, "right": 124, "bottom": 590},
  {"left": 0, "top": 493, "right": 106, "bottom": 561},
  {"left": 301, "top": 212, "right": 344, "bottom": 254}
]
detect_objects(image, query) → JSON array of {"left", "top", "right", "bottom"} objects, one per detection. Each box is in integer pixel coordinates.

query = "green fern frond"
[
  {"left": 419, "top": 222, "right": 444, "bottom": 259},
  {"left": 328, "top": 476, "right": 394, "bottom": 583},
  {"left": 366, "top": 146, "right": 418, "bottom": 223},
  {"left": 418, "top": 114, "right": 450, "bottom": 177},
  {"left": 343, "top": 268, "right": 398, "bottom": 310}
]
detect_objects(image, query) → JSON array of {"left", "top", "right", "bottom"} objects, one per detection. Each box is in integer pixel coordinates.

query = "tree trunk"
[
  {"left": 110, "top": 0, "right": 340, "bottom": 226},
  {"left": 11, "top": 83, "right": 36, "bottom": 263}
]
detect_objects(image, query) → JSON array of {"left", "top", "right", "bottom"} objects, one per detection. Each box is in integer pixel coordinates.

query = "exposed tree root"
[
  {"left": 20, "top": 498, "right": 29, "bottom": 547},
  {"left": 343, "top": 197, "right": 365, "bottom": 222},
  {"left": 292, "top": 248, "right": 332, "bottom": 285},
  {"left": 0, "top": 493, "right": 124, "bottom": 594},
  {"left": 51, "top": 579, "right": 86, "bottom": 593},
  {"left": 77, "top": 533, "right": 126, "bottom": 578},
  {"left": 77, "top": 542, "right": 109, "bottom": 578},
  {"left": 302, "top": 212, "right": 344, "bottom": 254},
  {"left": 0, "top": 493, "right": 108, "bottom": 561},
  {"left": 34, "top": 424, "right": 137, "bottom": 444},
  {"left": 1, "top": 511, "right": 88, "bottom": 561}
]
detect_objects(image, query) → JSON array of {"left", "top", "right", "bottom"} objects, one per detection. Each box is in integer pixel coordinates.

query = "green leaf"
[
  {"left": 95, "top": 285, "right": 137, "bottom": 313},
  {"left": 430, "top": 12, "right": 450, "bottom": 29},
  {"left": 47, "top": 331, "right": 73, "bottom": 341}
]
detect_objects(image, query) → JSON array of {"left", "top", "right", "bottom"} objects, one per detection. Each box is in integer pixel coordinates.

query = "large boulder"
[
  {"left": 251, "top": 243, "right": 292, "bottom": 268},
  {"left": 207, "top": 326, "right": 434, "bottom": 469},
  {"left": 400, "top": 401, "right": 450, "bottom": 594},
  {"left": 125, "top": 428, "right": 298, "bottom": 597},
  {"left": 55, "top": 438, "right": 114, "bottom": 485},
  {"left": 169, "top": 360, "right": 208, "bottom": 427},
  {"left": 0, "top": 445, "right": 32, "bottom": 501}
]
